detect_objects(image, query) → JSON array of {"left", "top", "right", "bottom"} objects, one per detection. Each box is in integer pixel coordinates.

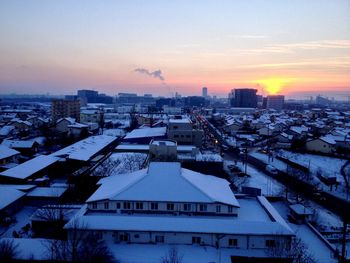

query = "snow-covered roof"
[
  {"left": 0, "top": 145, "right": 20, "bottom": 160},
  {"left": 87, "top": 162, "right": 239, "bottom": 207},
  {"left": 27, "top": 186, "right": 67, "bottom": 198},
  {"left": 0, "top": 186, "right": 26, "bottom": 210},
  {"left": 2, "top": 139, "right": 37, "bottom": 149},
  {"left": 0, "top": 155, "right": 59, "bottom": 180},
  {"left": 68, "top": 123, "right": 89, "bottom": 128},
  {"left": 289, "top": 204, "right": 313, "bottom": 215},
  {"left": 169, "top": 118, "right": 191, "bottom": 124},
  {"left": 124, "top": 127, "right": 166, "bottom": 139},
  {"left": 51, "top": 135, "right": 117, "bottom": 161},
  {"left": 65, "top": 205, "right": 293, "bottom": 236},
  {"left": 290, "top": 126, "right": 308, "bottom": 134},
  {"left": 57, "top": 117, "right": 76, "bottom": 124},
  {"left": 0, "top": 125, "right": 15, "bottom": 136}
]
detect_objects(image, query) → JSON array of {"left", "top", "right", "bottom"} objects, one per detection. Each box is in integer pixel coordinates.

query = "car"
[{"left": 266, "top": 164, "right": 278, "bottom": 175}]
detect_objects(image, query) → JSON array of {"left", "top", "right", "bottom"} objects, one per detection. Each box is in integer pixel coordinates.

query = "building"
[
  {"left": 230, "top": 88, "right": 258, "bottom": 108},
  {"left": 65, "top": 162, "right": 294, "bottom": 261},
  {"left": 167, "top": 116, "right": 204, "bottom": 147},
  {"left": 267, "top": 95, "right": 285, "bottom": 110},
  {"left": 202, "top": 87, "right": 208, "bottom": 98},
  {"left": 51, "top": 99, "right": 81, "bottom": 123},
  {"left": 77, "top": 89, "right": 113, "bottom": 104}
]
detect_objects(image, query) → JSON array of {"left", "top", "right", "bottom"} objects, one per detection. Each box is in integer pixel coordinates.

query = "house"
[
  {"left": 306, "top": 136, "right": 337, "bottom": 154},
  {"left": 55, "top": 117, "right": 76, "bottom": 133},
  {"left": 123, "top": 127, "right": 167, "bottom": 144},
  {"left": 0, "top": 145, "right": 19, "bottom": 166},
  {"left": 2, "top": 139, "right": 39, "bottom": 156},
  {"left": 10, "top": 119, "right": 32, "bottom": 132},
  {"left": 68, "top": 123, "right": 89, "bottom": 138},
  {"left": 0, "top": 185, "right": 27, "bottom": 219},
  {"left": 167, "top": 116, "right": 204, "bottom": 147},
  {"left": 65, "top": 162, "right": 294, "bottom": 261},
  {"left": 0, "top": 125, "right": 16, "bottom": 139},
  {"left": 0, "top": 155, "right": 59, "bottom": 183}
]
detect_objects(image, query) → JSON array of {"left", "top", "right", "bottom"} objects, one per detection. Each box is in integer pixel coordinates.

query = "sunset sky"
[{"left": 0, "top": 0, "right": 349, "bottom": 98}]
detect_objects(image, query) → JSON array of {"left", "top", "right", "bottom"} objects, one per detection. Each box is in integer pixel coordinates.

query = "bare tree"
[
  {"left": 161, "top": 247, "right": 184, "bottom": 263},
  {"left": 0, "top": 239, "right": 19, "bottom": 262},
  {"left": 45, "top": 219, "right": 116, "bottom": 263},
  {"left": 93, "top": 158, "right": 122, "bottom": 177},
  {"left": 268, "top": 237, "right": 317, "bottom": 263}
]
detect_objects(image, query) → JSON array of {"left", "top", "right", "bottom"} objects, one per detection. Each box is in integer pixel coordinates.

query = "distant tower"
[{"left": 202, "top": 87, "right": 208, "bottom": 98}]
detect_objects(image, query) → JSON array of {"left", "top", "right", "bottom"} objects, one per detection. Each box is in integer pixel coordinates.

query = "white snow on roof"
[
  {"left": 169, "top": 118, "right": 191, "bottom": 124},
  {"left": 289, "top": 204, "right": 313, "bottom": 215},
  {"left": 290, "top": 126, "right": 308, "bottom": 134},
  {"left": 124, "top": 127, "right": 166, "bottom": 139},
  {"left": 0, "top": 186, "right": 26, "bottom": 210},
  {"left": 2, "top": 139, "right": 36, "bottom": 149},
  {"left": 0, "top": 155, "right": 59, "bottom": 180},
  {"left": 257, "top": 196, "right": 293, "bottom": 232},
  {"left": 320, "top": 135, "right": 337, "bottom": 145},
  {"left": 51, "top": 135, "right": 117, "bottom": 161},
  {"left": 0, "top": 125, "right": 15, "bottom": 136},
  {"left": 87, "top": 162, "right": 239, "bottom": 207},
  {"left": 65, "top": 206, "right": 293, "bottom": 236},
  {"left": 0, "top": 145, "right": 19, "bottom": 160},
  {"left": 27, "top": 186, "right": 67, "bottom": 198}
]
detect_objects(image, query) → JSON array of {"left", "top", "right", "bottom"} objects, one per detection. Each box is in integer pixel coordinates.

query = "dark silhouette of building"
[{"left": 230, "top": 88, "right": 258, "bottom": 108}]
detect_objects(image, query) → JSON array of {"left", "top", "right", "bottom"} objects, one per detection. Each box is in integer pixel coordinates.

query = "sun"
[{"left": 257, "top": 78, "right": 292, "bottom": 95}]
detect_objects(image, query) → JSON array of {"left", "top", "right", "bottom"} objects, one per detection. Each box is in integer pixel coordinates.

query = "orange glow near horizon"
[{"left": 255, "top": 78, "right": 295, "bottom": 95}]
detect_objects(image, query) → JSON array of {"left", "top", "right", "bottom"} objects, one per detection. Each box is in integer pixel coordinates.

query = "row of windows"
[
  {"left": 111, "top": 232, "right": 276, "bottom": 248},
  {"left": 173, "top": 134, "right": 192, "bottom": 139},
  {"left": 93, "top": 202, "right": 234, "bottom": 213}
]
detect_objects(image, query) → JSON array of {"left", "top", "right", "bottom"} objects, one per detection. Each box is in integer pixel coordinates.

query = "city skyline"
[{"left": 0, "top": 0, "right": 349, "bottom": 99}]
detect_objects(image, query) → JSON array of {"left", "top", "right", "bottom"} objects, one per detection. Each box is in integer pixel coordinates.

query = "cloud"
[{"left": 134, "top": 68, "right": 165, "bottom": 82}]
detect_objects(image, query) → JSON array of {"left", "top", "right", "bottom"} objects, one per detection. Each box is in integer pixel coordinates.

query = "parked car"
[{"left": 266, "top": 164, "right": 278, "bottom": 175}]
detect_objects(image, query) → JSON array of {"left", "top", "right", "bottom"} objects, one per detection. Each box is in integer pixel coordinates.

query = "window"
[
  {"left": 119, "top": 233, "right": 129, "bottom": 242},
  {"left": 173, "top": 126, "right": 178, "bottom": 129},
  {"left": 174, "top": 135, "right": 179, "bottom": 138},
  {"left": 228, "top": 206, "right": 233, "bottom": 213},
  {"left": 228, "top": 239, "right": 238, "bottom": 247},
  {"left": 155, "top": 235, "right": 164, "bottom": 243},
  {"left": 123, "top": 202, "right": 131, "bottom": 209},
  {"left": 216, "top": 205, "right": 221, "bottom": 213},
  {"left": 104, "top": 202, "right": 109, "bottom": 209},
  {"left": 199, "top": 204, "right": 207, "bottom": 212},
  {"left": 136, "top": 202, "right": 143, "bottom": 210},
  {"left": 92, "top": 203, "right": 97, "bottom": 209},
  {"left": 134, "top": 234, "right": 140, "bottom": 238},
  {"left": 186, "top": 135, "right": 191, "bottom": 138},
  {"left": 266, "top": 240, "right": 276, "bottom": 248},
  {"left": 184, "top": 203, "right": 191, "bottom": 211},
  {"left": 192, "top": 236, "right": 201, "bottom": 244},
  {"left": 116, "top": 203, "right": 121, "bottom": 209},
  {"left": 167, "top": 203, "right": 175, "bottom": 211},
  {"left": 151, "top": 202, "right": 158, "bottom": 210}
]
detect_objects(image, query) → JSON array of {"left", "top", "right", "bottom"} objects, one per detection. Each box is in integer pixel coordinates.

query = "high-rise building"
[
  {"left": 266, "top": 95, "right": 285, "bottom": 110},
  {"left": 230, "top": 88, "right": 257, "bottom": 108},
  {"left": 202, "top": 87, "right": 208, "bottom": 98},
  {"left": 51, "top": 99, "right": 81, "bottom": 123}
]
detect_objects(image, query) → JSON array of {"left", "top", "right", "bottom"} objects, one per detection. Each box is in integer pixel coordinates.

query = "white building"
[{"left": 65, "top": 162, "right": 294, "bottom": 260}]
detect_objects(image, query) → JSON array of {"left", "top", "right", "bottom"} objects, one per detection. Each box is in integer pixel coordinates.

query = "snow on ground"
[
  {"left": 278, "top": 150, "right": 347, "bottom": 182},
  {"left": 0, "top": 206, "right": 37, "bottom": 238},
  {"left": 249, "top": 151, "right": 288, "bottom": 171},
  {"left": 0, "top": 238, "right": 50, "bottom": 260},
  {"left": 272, "top": 201, "right": 338, "bottom": 263},
  {"left": 224, "top": 160, "right": 283, "bottom": 196}
]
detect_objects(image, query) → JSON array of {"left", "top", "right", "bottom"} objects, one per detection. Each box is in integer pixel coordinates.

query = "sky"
[{"left": 0, "top": 0, "right": 349, "bottom": 99}]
